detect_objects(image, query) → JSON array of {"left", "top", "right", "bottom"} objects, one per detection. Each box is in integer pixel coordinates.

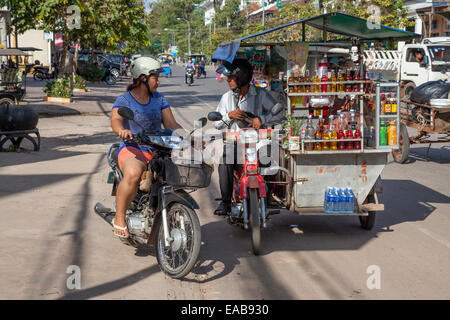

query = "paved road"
[{"left": 0, "top": 66, "right": 449, "bottom": 299}]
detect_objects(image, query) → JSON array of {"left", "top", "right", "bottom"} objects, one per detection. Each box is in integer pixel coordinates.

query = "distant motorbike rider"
[
  {"left": 213, "top": 58, "right": 284, "bottom": 215},
  {"left": 185, "top": 59, "right": 195, "bottom": 83}
]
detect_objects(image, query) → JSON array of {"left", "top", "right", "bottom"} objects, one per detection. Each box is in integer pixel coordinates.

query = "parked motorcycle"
[
  {"left": 185, "top": 66, "right": 195, "bottom": 86},
  {"left": 207, "top": 103, "right": 285, "bottom": 255},
  {"left": 33, "top": 63, "right": 58, "bottom": 81},
  {"left": 102, "top": 64, "right": 117, "bottom": 85},
  {"left": 95, "top": 106, "right": 211, "bottom": 278}
]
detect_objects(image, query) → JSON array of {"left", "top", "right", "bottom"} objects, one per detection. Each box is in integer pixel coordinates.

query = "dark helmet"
[{"left": 216, "top": 58, "right": 253, "bottom": 89}]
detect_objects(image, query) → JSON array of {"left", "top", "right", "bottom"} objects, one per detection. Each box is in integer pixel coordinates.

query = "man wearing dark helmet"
[{"left": 213, "top": 58, "right": 284, "bottom": 216}]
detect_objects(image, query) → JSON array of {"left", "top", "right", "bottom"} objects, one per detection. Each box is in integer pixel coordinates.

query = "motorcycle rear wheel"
[
  {"left": 248, "top": 189, "right": 261, "bottom": 255},
  {"left": 156, "top": 203, "right": 201, "bottom": 279}
]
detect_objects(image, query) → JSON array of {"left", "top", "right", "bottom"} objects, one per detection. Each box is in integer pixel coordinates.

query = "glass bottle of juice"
[
  {"left": 331, "top": 71, "right": 337, "bottom": 93},
  {"left": 338, "top": 129, "right": 345, "bottom": 150},
  {"left": 321, "top": 73, "right": 328, "bottom": 93},
  {"left": 388, "top": 121, "right": 397, "bottom": 146},
  {"left": 305, "top": 70, "right": 311, "bottom": 93},
  {"left": 329, "top": 115, "right": 338, "bottom": 150},
  {"left": 385, "top": 95, "right": 392, "bottom": 114},
  {"left": 313, "top": 72, "right": 320, "bottom": 93},
  {"left": 315, "top": 126, "right": 322, "bottom": 151},
  {"left": 346, "top": 129, "right": 354, "bottom": 150},
  {"left": 391, "top": 97, "right": 397, "bottom": 114},
  {"left": 380, "top": 94, "right": 386, "bottom": 115},
  {"left": 315, "top": 106, "right": 322, "bottom": 117},
  {"left": 322, "top": 124, "right": 330, "bottom": 150},
  {"left": 353, "top": 73, "right": 360, "bottom": 92},
  {"left": 338, "top": 72, "right": 345, "bottom": 92}
]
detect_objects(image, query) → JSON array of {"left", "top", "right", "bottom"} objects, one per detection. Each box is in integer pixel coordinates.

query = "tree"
[{"left": 2, "top": 0, "right": 149, "bottom": 79}]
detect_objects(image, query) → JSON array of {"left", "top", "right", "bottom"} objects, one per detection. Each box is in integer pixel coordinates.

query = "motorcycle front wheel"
[
  {"left": 106, "top": 75, "right": 117, "bottom": 85},
  {"left": 156, "top": 203, "right": 201, "bottom": 279},
  {"left": 33, "top": 72, "right": 43, "bottom": 81},
  {"left": 248, "top": 188, "right": 261, "bottom": 255}
]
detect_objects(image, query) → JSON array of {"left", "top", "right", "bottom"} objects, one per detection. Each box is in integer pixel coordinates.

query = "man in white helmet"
[{"left": 110, "top": 56, "right": 185, "bottom": 238}]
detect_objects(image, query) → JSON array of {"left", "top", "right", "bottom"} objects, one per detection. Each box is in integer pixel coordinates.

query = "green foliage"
[
  {"left": 80, "top": 64, "right": 105, "bottom": 82},
  {"left": 73, "top": 75, "right": 87, "bottom": 89},
  {"left": 42, "top": 77, "right": 73, "bottom": 98},
  {"left": 286, "top": 115, "right": 304, "bottom": 136}
]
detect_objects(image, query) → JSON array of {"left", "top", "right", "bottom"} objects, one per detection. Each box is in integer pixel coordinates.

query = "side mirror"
[
  {"left": 271, "top": 103, "right": 284, "bottom": 116},
  {"left": 197, "top": 117, "right": 208, "bottom": 128},
  {"left": 118, "top": 107, "right": 134, "bottom": 120},
  {"left": 424, "top": 56, "right": 429, "bottom": 65},
  {"left": 208, "top": 111, "right": 223, "bottom": 122}
]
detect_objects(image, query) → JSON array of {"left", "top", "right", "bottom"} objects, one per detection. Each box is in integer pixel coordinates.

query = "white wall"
[{"left": 17, "top": 29, "right": 50, "bottom": 66}]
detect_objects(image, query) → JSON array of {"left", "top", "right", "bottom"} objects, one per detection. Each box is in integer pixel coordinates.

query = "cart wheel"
[
  {"left": 359, "top": 194, "right": 376, "bottom": 230},
  {"left": 392, "top": 123, "right": 410, "bottom": 164},
  {"left": 0, "top": 97, "right": 15, "bottom": 105},
  {"left": 248, "top": 189, "right": 261, "bottom": 255}
]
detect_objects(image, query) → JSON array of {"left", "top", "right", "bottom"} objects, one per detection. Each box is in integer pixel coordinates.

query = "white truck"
[{"left": 364, "top": 37, "right": 450, "bottom": 97}]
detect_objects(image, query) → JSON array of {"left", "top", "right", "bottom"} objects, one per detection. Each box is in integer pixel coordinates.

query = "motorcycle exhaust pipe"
[{"left": 94, "top": 202, "right": 115, "bottom": 226}]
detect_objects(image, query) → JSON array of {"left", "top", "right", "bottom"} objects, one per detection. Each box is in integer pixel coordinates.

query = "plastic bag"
[{"left": 410, "top": 80, "right": 450, "bottom": 104}]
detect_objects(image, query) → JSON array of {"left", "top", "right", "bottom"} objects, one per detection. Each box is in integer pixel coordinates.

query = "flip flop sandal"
[{"left": 112, "top": 218, "right": 129, "bottom": 238}]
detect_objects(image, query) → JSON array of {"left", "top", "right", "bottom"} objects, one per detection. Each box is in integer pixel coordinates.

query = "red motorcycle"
[{"left": 207, "top": 104, "right": 284, "bottom": 254}]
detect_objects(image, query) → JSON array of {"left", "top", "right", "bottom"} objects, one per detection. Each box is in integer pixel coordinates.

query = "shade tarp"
[
  {"left": 212, "top": 12, "right": 422, "bottom": 62},
  {"left": 0, "top": 48, "right": 32, "bottom": 56},
  {"left": 306, "top": 13, "right": 422, "bottom": 41},
  {"left": 211, "top": 41, "right": 241, "bottom": 63}
]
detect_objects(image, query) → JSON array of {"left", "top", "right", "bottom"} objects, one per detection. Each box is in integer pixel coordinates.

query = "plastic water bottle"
[
  {"left": 324, "top": 187, "right": 331, "bottom": 213},
  {"left": 346, "top": 187, "right": 355, "bottom": 213},
  {"left": 330, "top": 188, "right": 338, "bottom": 213},
  {"left": 337, "top": 188, "right": 346, "bottom": 213}
]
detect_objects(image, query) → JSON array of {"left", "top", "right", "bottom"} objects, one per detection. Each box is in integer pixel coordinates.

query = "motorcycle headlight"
[
  {"left": 161, "top": 135, "right": 183, "bottom": 149},
  {"left": 245, "top": 147, "right": 257, "bottom": 162},
  {"left": 238, "top": 130, "right": 259, "bottom": 144}
]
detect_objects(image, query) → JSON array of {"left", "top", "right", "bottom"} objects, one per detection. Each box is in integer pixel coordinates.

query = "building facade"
[{"left": 405, "top": 0, "right": 450, "bottom": 37}]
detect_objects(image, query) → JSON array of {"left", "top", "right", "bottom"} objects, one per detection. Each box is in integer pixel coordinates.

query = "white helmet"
[{"left": 130, "top": 56, "right": 164, "bottom": 79}]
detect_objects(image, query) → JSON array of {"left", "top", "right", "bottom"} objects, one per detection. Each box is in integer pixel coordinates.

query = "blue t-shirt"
[{"left": 112, "top": 91, "right": 170, "bottom": 151}]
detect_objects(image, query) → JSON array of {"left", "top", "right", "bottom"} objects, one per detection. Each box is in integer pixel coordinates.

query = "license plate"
[{"left": 107, "top": 171, "right": 115, "bottom": 184}]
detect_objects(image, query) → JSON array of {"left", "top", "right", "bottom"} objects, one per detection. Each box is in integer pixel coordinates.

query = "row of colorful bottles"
[
  {"left": 380, "top": 94, "right": 398, "bottom": 114},
  {"left": 324, "top": 187, "right": 355, "bottom": 213},
  {"left": 380, "top": 120, "right": 398, "bottom": 146},
  {"left": 304, "top": 111, "right": 362, "bottom": 151},
  {"left": 289, "top": 70, "right": 366, "bottom": 93}
]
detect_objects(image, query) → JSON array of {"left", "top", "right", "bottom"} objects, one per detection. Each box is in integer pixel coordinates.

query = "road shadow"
[
  {"left": 377, "top": 179, "right": 450, "bottom": 229},
  {"left": 404, "top": 145, "right": 450, "bottom": 164},
  {"left": 0, "top": 131, "right": 117, "bottom": 169},
  {"left": 179, "top": 177, "right": 450, "bottom": 287}
]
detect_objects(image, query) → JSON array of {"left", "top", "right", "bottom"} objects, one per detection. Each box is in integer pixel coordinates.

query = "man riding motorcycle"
[{"left": 213, "top": 58, "right": 284, "bottom": 215}]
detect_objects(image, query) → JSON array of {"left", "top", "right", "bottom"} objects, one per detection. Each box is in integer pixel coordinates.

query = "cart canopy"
[
  {"left": 212, "top": 12, "right": 422, "bottom": 62},
  {"left": 0, "top": 48, "right": 32, "bottom": 56}
]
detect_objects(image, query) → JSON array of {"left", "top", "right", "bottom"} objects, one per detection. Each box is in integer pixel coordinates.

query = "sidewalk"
[{"left": 24, "top": 76, "right": 130, "bottom": 118}]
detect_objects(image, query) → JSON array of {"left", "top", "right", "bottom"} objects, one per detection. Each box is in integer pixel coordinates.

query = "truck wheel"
[
  {"left": 392, "top": 123, "right": 410, "bottom": 164},
  {"left": 359, "top": 194, "right": 376, "bottom": 230},
  {"left": 0, "top": 97, "right": 15, "bottom": 105},
  {"left": 402, "top": 82, "right": 416, "bottom": 99}
]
